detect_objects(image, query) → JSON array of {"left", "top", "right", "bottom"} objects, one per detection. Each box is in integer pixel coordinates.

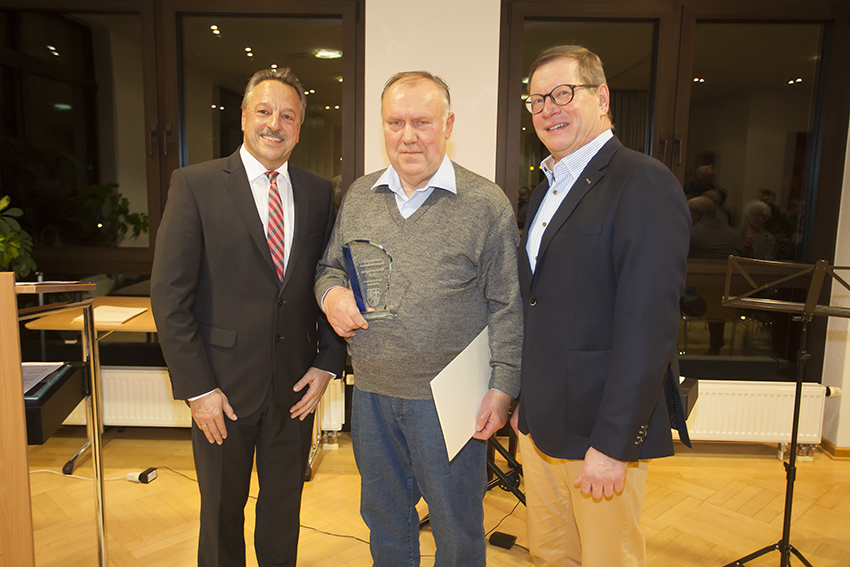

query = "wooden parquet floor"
[{"left": 26, "top": 426, "right": 850, "bottom": 566}]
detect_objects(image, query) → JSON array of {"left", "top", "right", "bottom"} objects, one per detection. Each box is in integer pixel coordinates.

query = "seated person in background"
[
  {"left": 688, "top": 196, "right": 744, "bottom": 355},
  {"left": 741, "top": 200, "right": 777, "bottom": 260}
]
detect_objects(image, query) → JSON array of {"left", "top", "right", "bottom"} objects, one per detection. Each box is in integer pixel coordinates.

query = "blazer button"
[
  {"left": 277, "top": 299, "right": 283, "bottom": 306},
  {"left": 529, "top": 297, "right": 537, "bottom": 306},
  {"left": 275, "top": 335, "right": 284, "bottom": 342}
]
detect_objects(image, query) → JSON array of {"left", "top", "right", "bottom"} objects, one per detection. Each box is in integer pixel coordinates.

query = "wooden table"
[{"left": 25, "top": 296, "right": 155, "bottom": 334}]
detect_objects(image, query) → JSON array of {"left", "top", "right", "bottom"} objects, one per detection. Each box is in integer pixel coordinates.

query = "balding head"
[{"left": 688, "top": 196, "right": 717, "bottom": 225}]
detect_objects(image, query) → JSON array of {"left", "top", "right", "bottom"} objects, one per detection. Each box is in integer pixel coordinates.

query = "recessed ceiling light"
[
  {"left": 210, "top": 25, "right": 218, "bottom": 30},
  {"left": 247, "top": 53, "right": 253, "bottom": 57},
  {"left": 337, "top": 77, "right": 343, "bottom": 83},
  {"left": 522, "top": 77, "right": 529, "bottom": 84},
  {"left": 314, "top": 49, "right": 342, "bottom": 59},
  {"left": 271, "top": 64, "right": 278, "bottom": 69},
  {"left": 245, "top": 47, "right": 252, "bottom": 52}
]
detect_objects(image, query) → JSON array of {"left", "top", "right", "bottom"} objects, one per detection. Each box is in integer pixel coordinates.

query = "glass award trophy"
[{"left": 342, "top": 240, "right": 398, "bottom": 319}]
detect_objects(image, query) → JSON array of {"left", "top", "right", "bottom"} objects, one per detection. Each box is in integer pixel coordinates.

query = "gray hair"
[
  {"left": 381, "top": 71, "right": 452, "bottom": 117},
  {"left": 242, "top": 68, "right": 307, "bottom": 124},
  {"left": 743, "top": 200, "right": 771, "bottom": 219}
]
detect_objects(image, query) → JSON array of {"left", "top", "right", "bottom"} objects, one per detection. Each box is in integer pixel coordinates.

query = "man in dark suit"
[
  {"left": 511, "top": 46, "right": 691, "bottom": 566},
  {"left": 151, "top": 68, "right": 345, "bottom": 567}
]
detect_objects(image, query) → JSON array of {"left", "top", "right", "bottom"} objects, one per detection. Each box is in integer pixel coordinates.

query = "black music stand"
[{"left": 721, "top": 257, "right": 850, "bottom": 567}]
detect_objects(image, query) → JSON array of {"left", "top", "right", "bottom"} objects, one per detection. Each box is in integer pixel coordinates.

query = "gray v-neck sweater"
[{"left": 315, "top": 162, "right": 522, "bottom": 400}]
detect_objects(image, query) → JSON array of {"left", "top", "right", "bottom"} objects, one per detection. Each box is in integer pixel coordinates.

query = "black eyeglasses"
[{"left": 524, "top": 83, "right": 598, "bottom": 115}]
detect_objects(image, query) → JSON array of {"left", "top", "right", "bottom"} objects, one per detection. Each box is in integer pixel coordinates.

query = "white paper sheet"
[
  {"left": 71, "top": 305, "right": 147, "bottom": 325},
  {"left": 22, "top": 362, "right": 64, "bottom": 394},
  {"left": 430, "top": 327, "right": 491, "bottom": 461}
]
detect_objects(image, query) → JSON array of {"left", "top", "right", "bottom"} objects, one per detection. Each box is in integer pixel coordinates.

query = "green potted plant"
[{"left": 0, "top": 195, "right": 37, "bottom": 278}]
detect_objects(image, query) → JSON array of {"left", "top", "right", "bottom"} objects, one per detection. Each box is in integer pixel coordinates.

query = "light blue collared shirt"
[
  {"left": 372, "top": 155, "right": 457, "bottom": 218},
  {"left": 525, "top": 129, "right": 613, "bottom": 273}
]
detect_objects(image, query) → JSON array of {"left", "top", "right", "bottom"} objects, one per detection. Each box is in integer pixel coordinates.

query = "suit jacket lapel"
[
  {"left": 222, "top": 152, "right": 278, "bottom": 276},
  {"left": 534, "top": 137, "right": 622, "bottom": 277},
  {"left": 281, "top": 166, "right": 310, "bottom": 290}
]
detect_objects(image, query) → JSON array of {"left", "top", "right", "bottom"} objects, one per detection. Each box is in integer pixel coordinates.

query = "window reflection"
[
  {"left": 520, "top": 20, "right": 655, "bottom": 195},
  {"left": 682, "top": 23, "right": 824, "bottom": 366},
  {"left": 685, "top": 23, "right": 822, "bottom": 262},
  {"left": 180, "top": 16, "right": 343, "bottom": 205},
  {"left": 0, "top": 11, "right": 149, "bottom": 249}
]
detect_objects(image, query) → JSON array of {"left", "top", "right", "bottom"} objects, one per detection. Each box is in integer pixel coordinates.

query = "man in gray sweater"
[{"left": 315, "top": 71, "right": 522, "bottom": 567}]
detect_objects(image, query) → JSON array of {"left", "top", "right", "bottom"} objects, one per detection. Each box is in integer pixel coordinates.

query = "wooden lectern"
[
  {"left": 0, "top": 272, "right": 35, "bottom": 567},
  {"left": 0, "top": 273, "right": 106, "bottom": 566}
]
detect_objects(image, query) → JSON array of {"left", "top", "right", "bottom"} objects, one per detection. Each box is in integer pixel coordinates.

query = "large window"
[
  {"left": 499, "top": 0, "right": 850, "bottom": 379},
  {"left": 0, "top": 0, "right": 363, "bottom": 278}
]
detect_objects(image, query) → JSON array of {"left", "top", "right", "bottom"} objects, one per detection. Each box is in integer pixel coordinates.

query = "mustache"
[{"left": 259, "top": 128, "right": 285, "bottom": 139}]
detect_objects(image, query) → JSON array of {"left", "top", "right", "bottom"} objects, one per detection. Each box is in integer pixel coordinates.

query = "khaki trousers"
[{"left": 518, "top": 433, "right": 649, "bottom": 567}]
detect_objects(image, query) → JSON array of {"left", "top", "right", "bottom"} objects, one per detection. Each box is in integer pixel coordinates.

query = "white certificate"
[{"left": 430, "top": 327, "right": 491, "bottom": 461}]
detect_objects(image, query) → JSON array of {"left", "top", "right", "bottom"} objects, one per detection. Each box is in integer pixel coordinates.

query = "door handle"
[
  {"left": 673, "top": 134, "right": 682, "bottom": 167},
  {"left": 162, "top": 123, "right": 173, "bottom": 157},
  {"left": 148, "top": 124, "right": 158, "bottom": 157}
]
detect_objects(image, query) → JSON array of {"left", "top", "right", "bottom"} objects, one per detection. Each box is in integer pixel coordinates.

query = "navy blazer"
[
  {"left": 151, "top": 150, "right": 345, "bottom": 416},
  {"left": 517, "top": 136, "right": 691, "bottom": 462}
]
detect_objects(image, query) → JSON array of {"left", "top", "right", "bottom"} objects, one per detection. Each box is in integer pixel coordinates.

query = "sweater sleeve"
[{"left": 478, "top": 198, "right": 524, "bottom": 398}]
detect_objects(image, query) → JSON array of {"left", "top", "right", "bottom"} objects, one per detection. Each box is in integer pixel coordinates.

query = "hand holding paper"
[{"left": 473, "top": 389, "right": 512, "bottom": 440}]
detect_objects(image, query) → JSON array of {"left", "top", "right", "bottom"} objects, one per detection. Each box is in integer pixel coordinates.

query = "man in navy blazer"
[
  {"left": 151, "top": 68, "right": 345, "bottom": 567},
  {"left": 511, "top": 46, "right": 691, "bottom": 567}
]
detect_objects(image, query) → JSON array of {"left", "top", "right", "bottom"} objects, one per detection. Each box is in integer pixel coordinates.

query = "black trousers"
[{"left": 192, "top": 381, "right": 312, "bottom": 567}]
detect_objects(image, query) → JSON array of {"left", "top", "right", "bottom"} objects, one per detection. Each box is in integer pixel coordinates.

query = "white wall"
[
  {"left": 822, "top": 125, "right": 850, "bottom": 449},
  {"left": 364, "top": 0, "right": 501, "bottom": 179}
]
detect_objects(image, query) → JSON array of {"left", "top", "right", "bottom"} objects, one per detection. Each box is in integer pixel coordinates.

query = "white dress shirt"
[{"left": 240, "top": 144, "right": 295, "bottom": 272}]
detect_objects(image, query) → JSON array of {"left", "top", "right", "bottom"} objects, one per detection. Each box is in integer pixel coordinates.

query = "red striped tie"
[{"left": 266, "top": 171, "right": 285, "bottom": 281}]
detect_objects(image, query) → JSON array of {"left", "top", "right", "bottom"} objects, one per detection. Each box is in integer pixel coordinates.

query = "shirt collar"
[
  {"left": 541, "top": 128, "right": 613, "bottom": 185},
  {"left": 240, "top": 144, "right": 290, "bottom": 182},
  {"left": 372, "top": 154, "right": 457, "bottom": 196}
]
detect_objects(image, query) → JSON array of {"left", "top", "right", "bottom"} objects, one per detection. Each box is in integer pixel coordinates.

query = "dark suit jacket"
[
  {"left": 151, "top": 150, "right": 345, "bottom": 416},
  {"left": 517, "top": 136, "right": 690, "bottom": 462}
]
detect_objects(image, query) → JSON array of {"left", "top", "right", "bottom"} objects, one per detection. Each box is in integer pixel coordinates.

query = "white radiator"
[
  {"left": 319, "top": 377, "right": 346, "bottom": 431},
  {"left": 64, "top": 366, "right": 346, "bottom": 432},
  {"left": 64, "top": 366, "right": 191, "bottom": 427},
  {"left": 686, "top": 380, "right": 826, "bottom": 443}
]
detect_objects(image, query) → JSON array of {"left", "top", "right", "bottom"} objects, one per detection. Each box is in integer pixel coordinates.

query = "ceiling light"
[
  {"left": 53, "top": 103, "right": 72, "bottom": 111},
  {"left": 325, "top": 105, "right": 331, "bottom": 110},
  {"left": 314, "top": 49, "right": 342, "bottom": 59},
  {"left": 210, "top": 25, "right": 218, "bottom": 30},
  {"left": 309, "top": 89, "right": 315, "bottom": 94},
  {"left": 271, "top": 64, "right": 278, "bottom": 69},
  {"left": 337, "top": 77, "right": 343, "bottom": 83},
  {"left": 693, "top": 77, "right": 705, "bottom": 83},
  {"left": 522, "top": 78, "right": 529, "bottom": 84},
  {"left": 211, "top": 104, "right": 217, "bottom": 109},
  {"left": 334, "top": 105, "right": 339, "bottom": 110},
  {"left": 247, "top": 53, "right": 253, "bottom": 57},
  {"left": 245, "top": 47, "right": 252, "bottom": 52}
]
